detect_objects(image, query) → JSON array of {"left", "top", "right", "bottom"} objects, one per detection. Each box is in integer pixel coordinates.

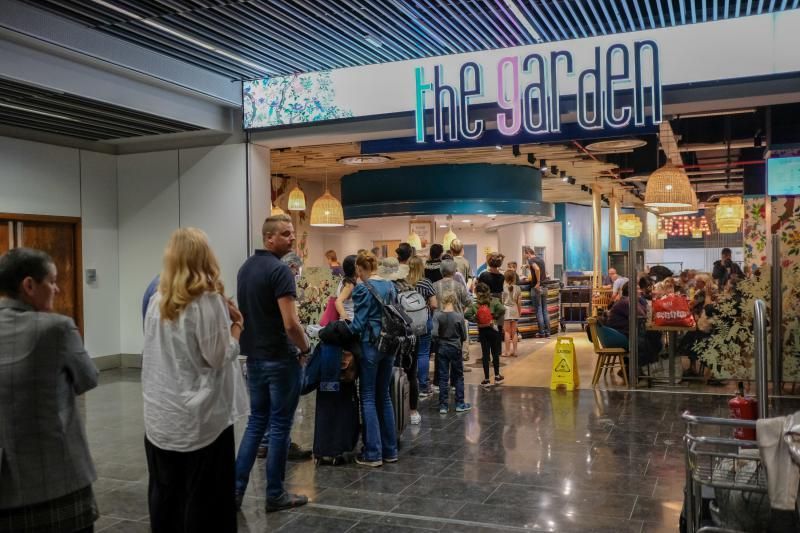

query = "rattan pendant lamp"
[
  {"left": 287, "top": 179, "right": 306, "bottom": 211},
  {"left": 644, "top": 160, "right": 695, "bottom": 208},
  {"left": 310, "top": 172, "right": 344, "bottom": 227}
]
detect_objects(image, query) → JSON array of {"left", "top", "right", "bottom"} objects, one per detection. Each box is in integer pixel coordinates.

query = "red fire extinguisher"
[{"left": 728, "top": 381, "right": 758, "bottom": 440}]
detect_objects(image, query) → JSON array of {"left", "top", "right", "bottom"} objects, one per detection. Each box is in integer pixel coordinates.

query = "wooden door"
[
  {"left": 372, "top": 240, "right": 401, "bottom": 259},
  {"left": 0, "top": 220, "right": 11, "bottom": 256},
  {"left": 1, "top": 215, "right": 83, "bottom": 332}
]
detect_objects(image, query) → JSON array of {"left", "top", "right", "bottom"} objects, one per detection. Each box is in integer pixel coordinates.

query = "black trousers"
[
  {"left": 144, "top": 425, "right": 236, "bottom": 533},
  {"left": 404, "top": 346, "right": 419, "bottom": 410},
  {"left": 478, "top": 327, "right": 502, "bottom": 380}
]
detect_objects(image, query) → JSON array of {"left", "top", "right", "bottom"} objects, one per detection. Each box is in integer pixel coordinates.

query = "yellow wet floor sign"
[{"left": 551, "top": 337, "right": 579, "bottom": 390}]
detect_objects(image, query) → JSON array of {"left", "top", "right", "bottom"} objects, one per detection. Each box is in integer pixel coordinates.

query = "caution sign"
[{"left": 550, "top": 337, "right": 579, "bottom": 391}]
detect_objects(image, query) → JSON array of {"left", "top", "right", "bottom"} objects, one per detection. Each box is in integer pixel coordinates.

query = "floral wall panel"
[
  {"left": 743, "top": 195, "right": 768, "bottom": 274},
  {"left": 772, "top": 196, "right": 800, "bottom": 381}
]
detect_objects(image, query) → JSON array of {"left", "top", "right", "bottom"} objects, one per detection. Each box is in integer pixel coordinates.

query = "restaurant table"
[{"left": 646, "top": 324, "right": 696, "bottom": 386}]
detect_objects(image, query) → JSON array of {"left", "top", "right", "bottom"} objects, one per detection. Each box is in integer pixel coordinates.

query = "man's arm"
[
  {"left": 277, "top": 295, "right": 310, "bottom": 354},
  {"left": 532, "top": 263, "right": 541, "bottom": 288}
]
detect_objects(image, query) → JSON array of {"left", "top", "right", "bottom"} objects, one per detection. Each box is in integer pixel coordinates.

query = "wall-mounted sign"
[
  {"left": 243, "top": 10, "right": 800, "bottom": 132},
  {"left": 414, "top": 41, "right": 661, "bottom": 143},
  {"left": 658, "top": 215, "right": 711, "bottom": 238}
]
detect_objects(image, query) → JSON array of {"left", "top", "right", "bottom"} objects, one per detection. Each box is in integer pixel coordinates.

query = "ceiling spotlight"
[
  {"left": 512, "top": 144, "right": 520, "bottom": 157},
  {"left": 581, "top": 185, "right": 588, "bottom": 191},
  {"left": 540, "top": 159, "right": 548, "bottom": 172},
  {"left": 527, "top": 153, "right": 537, "bottom": 165},
  {"left": 495, "top": 145, "right": 503, "bottom": 150},
  {"left": 588, "top": 187, "right": 593, "bottom": 194},
  {"left": 561, "top": 174, "right": 569, "bottom": 182},
  {"left": 551, "top": 165, "right": 559, "bottom": 175},
  {"left": 568, "top": 177, "right": 577, "bottom": 185}
]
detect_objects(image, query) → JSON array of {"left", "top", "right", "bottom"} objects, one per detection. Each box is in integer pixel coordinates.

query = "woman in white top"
[
  {"left": 335, "top": 254, "right": 358, "bottom": 321},
  {"left": 142, "top": 228, "right": 248, "bottom": 533},
  {"left": 502, "top": 269, "right": 522, "bottom": 357}
]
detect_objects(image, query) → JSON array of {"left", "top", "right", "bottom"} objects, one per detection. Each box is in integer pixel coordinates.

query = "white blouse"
[{"left": 142, "top": 291, "right": 249, "bottom": 452}]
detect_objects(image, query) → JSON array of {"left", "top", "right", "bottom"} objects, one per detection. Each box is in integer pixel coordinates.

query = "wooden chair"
[{"left": 587, "top": 317, "right": 629, "bottom": 387}]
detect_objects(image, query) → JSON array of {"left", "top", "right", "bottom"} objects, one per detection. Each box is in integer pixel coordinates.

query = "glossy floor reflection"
[{"left": 84, "top": 369, "right": 798, "bottom": 532}]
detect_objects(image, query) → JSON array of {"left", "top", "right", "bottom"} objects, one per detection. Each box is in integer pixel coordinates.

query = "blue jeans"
[
  {"left": 437, "top": 344, "right": 464, "bottom": 408},
  {"left": 359, "top": 341, "right": 398, "bottom": 462},
  {"left": 235, "top": 357, "right": 302, "bottom": 501},
  {"left": 416, "top": 333, "right": 432, "bottom": 393},
  {"left": 533, "top": 287, "right": 550, "bottom": 336}
]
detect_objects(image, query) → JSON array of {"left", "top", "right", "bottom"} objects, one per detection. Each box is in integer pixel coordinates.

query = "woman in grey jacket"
[{"left": 0, "top": 248, "right": 99, "bottom": 532}]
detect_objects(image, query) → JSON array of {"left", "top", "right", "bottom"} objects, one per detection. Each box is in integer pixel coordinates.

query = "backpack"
[
  {"left": 363, "top": 281, "right": 417, "bottom": 365},
  {"left": 476, "top": 303, "right": 494, "bottom": 328},
  {"left": 397, "top": 289, "right": 429, "bottom": 336}
]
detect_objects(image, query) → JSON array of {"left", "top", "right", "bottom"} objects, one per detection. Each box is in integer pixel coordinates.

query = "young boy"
[
  {"left": 465, "top": 282, "right": 506, "bottom": 388},
  {"left": 432, "top": 294, "right": 471, "bottom": 414}
]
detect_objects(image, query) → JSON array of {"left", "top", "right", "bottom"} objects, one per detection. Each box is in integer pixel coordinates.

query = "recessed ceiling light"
[
  {"left": 487, "top": 214, "right": 497, "bottom": 218},
  {"left": 461, "top": 219, "right": 471, "bottom": 223},
  {"left": 337, "top": 154, "right": 392, "bottom": 165},
  {"left": 495, "top": 145, "right": 503, "bottom": 150},
  {"left": 439, "top": 224, "right": 448, "bottom": 228},
  {"left": 364, "top": 34, "right": 384, "bottom": 48}
]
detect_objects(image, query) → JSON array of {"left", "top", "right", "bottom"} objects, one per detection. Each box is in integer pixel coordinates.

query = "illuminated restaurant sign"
[{"left": 414, "top": 41, "right": 661, "bottom": 143}]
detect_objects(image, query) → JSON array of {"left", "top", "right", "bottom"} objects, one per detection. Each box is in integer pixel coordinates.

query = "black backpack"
[{"left": 363, "top": 280, "right": 417, "bottom": 366}]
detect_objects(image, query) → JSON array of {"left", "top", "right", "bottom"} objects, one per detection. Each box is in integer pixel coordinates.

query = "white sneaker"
[{"left": 410, "top": 412, "right": 422, "bottom": 425}]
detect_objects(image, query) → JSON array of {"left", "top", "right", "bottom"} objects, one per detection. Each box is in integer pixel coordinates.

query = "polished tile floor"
[{"left": 83, "top": 368, "right": 787, "bottom": 532}]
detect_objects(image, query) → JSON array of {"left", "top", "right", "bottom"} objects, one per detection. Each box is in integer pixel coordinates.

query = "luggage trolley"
[
  {"left": 681, "top": 299, "right": 771, "bottom": 533},
  {"left": 681, "top": 414, "right": 768, "bottom": 532}
]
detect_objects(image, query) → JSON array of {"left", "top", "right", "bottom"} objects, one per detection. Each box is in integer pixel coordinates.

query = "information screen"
[{"left": 767, "top": 157, "right": 800, "bottom": 195}]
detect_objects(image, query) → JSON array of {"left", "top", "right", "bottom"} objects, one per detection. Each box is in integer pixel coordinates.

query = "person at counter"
[
  {"left": 712, "top": 248, "right": 744, "bottom": 290},
  {"left": 477, "top": 252, "right": 505, "bottom": 297}
]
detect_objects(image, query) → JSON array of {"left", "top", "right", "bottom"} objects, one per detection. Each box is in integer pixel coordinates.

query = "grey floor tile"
[
  {"left": 344, "top": 471, "right": 422, "bottom": 494},
  {"left": 274, "top": 513, "right": 357, "bottom": 532},
  {"left": 403, "top": 476, "right": 500, "bottom": 503},
  {"left": 95, "top": 486, "right": 149, "bottom": 521}
]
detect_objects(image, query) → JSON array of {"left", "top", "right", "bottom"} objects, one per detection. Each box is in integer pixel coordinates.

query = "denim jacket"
[{"left": 350, "top": 278, "right": 396, "bottom": 343}]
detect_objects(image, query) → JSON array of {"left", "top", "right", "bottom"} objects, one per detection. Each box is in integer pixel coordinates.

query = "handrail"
[
  {"left": 753, "top": 299, "right": 768, "bottom": 419},
  {"left": 681, "top": 412, "right": 757, "bottom": 428}
]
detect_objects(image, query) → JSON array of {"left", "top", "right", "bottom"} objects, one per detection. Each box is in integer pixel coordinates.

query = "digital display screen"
[{"left": 767, "top": 157, "right": 800, "bottom": 195}]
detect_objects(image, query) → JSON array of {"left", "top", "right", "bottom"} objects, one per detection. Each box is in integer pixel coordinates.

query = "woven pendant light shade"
[
  {"left": 407, "top": 231, "right": 422, "bottom": 250},
  {"left": 310, "top": 190, "right": 344, "bottom": 227},
  {"left": 644, "top": 163, "right": 694, "bottom": 208},
  {"left": 617, "top": 214, "right": 642, "bottom": 237},
  {"left": 715, "top": 196, "right": 744, "bottom": 233},
  {"left": 287, "top": 185, "right": 306, "bottom": 211},
  {"left": 442, "top": 228, "right": 458, "bottom": 250},
  {"left": 271, "top": 204, "right": 285, "bottom": 216}
]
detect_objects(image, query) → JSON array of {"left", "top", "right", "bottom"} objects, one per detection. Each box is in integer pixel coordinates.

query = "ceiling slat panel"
[{"left": 19, "top": 0, "right": 797, "bottom": 79}]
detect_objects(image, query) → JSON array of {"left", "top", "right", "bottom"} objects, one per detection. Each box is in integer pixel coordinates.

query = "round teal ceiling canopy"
[{"left": 341, "top": 164, "right": 554, "bottom": 221}]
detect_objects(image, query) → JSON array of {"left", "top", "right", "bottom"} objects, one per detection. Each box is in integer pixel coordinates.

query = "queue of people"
[{"left": 1, "top": 220, "right": 547, "bottom": 532}]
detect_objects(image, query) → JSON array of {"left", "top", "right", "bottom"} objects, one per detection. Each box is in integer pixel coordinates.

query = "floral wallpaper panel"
[{"left": 244, "top": 72, "right": 354, "bottom": 129}]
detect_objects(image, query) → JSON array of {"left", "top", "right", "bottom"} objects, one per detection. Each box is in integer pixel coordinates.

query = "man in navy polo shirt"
[{"left": 234, "top": 214, "right": 311, "bottom": 513}]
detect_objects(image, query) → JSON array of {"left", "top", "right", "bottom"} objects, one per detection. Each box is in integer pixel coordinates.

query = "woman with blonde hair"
[
  {"left": 407, "top": 255, "right": 437, "bottom": 401},
  {"left": 142, "top": 228, "right": 248, "bottom": 533},
  {"left": 349, "top": 251, "right": 398, "bottom": 466}
]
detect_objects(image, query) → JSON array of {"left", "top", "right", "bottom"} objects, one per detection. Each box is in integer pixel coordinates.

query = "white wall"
[
  {"left": 0, "top": 137, "right": 120, "bottom": 358},
  {"left": 117, "top": 151, "right": 180, "bottom": 354},
  {"left": 645, "top": 247, "right": 744, "bottom": 273},
  {"left": 497, "top": 221, "right": 563, "bottom": 275},
  {"left": 80, "top": 151, "right": 120, "bottom": 358},
  {"left": 179, "top": 144, "right": 248, "bottom": 297},
  {"left": 0, "top": 137, "right": 80, "bottom": 216},
  {"left": 117, "top": 146, "right": 251, "bottom": 354},
  {"left": 248, "top": 144, "right": 270, "bottom": 253},
  {"left": 316, "top": 215, "right": 499, "bottom": 266}
]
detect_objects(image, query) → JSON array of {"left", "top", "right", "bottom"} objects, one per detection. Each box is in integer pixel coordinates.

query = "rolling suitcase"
[
  {"left": 313, "top": 382, "right": 360, "bottom": 465},
  {"left": 390, "top": 366, "right": 410, "bottom": 439}
]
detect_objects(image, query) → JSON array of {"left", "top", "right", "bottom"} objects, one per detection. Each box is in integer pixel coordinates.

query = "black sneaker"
[
  {"left": 494, "top": 375, "right": 505, "bottom": 384},
  {"left": 265, "top": 492, "right": 308, "bottom": 513},
  {"left": 288, "top": 442, "right": 312, "bottom": 461},
  {"left": 480, "top": 379, "right": 492, "bottom": 388}
]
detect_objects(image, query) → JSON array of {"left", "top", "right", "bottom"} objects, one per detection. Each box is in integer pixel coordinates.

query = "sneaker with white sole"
[
  {"left": 410, "top": 412, "right": 421, "bottom": 425},
  {"left": 480, "top": 379, "right": 492, "bottom": 388},
  {"left": 439, "top": 405, "right": 448, "bottom": 414},
  {"left": 355, "top": 455, "right": 382, "bottom": 467},
  {"left": 455, "top": 403, "right": 472, "bottom": 412}
]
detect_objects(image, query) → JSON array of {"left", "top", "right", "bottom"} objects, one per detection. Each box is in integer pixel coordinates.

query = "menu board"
[{"left": 768, "top": 157, "right": 800, "bottom": 195}]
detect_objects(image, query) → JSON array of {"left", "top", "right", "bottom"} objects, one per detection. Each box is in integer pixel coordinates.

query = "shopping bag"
[{"left": 653, "top": 294, "right": 696, "bottom": 328}]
